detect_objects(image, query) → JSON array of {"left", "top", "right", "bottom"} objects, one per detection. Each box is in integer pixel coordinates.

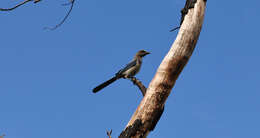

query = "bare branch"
[
  {"left": 1, "top": 0, "right": 73, "bottom": 30},
  {"left": 44, "top": 0, "right": 75, "bottom": 30},
  {"left": 120, "top": 0, "right": 207, "bottom": 137},
  {"left": 34, "top": 0, "right": 41, "bottom": 3},
  {"left": 0, "top": 0, "right": 33, "bottom": 11},
  {"left": 129, "top": 77, "right": 147, "bottom": 96}
]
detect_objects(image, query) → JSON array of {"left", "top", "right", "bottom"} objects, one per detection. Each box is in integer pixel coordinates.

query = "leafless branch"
[
  {"left": 129, "top": 77, "right": 147, "bottom": 96},
  {"left": 0, "top": 0, "right": 38, "bottom": 11},
  {"left": 34, "top": 0, "right": 41, "bottom": 3},
  {"left": 44, "top": 0, "right": 75, "bottom": 30},
  {"left": 1, "top": 0, "right": 74, "bottom": 30},
  {"left": 169, "top": 26, "right": 180, "bottom": 32}
]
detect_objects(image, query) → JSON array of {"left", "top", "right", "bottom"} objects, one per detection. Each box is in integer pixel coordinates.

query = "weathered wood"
[{"left": 119, "top": 0, "right": 207, "bottom": 137}]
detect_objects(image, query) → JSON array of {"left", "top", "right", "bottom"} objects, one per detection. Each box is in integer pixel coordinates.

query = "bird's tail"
[{"left": 92, "top": 76, "right": 118, "bottom": 93}]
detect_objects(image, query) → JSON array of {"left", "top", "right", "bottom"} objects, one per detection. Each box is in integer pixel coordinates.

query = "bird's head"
[{"left": 136, "top": 50, "right": 150, "bottom": 57}]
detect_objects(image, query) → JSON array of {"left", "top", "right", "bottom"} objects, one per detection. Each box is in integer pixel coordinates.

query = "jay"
[{"left": 93, "top": 50, "right": 150, "bottom": 93}]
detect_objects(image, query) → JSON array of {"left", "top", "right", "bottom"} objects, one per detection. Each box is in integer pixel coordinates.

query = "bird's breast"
[{"left": 123, "top": 63, "right": 141, "bottom": 78}]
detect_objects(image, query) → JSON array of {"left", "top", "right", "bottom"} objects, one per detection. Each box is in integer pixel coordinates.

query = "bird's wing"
[{"left": 116, "top": 59, "right": 137, "bottom": 76}]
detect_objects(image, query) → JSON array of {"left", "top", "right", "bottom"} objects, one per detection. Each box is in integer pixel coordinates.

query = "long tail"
[{"left": 92, "top": 76, "right": 118, "bottom": 93}]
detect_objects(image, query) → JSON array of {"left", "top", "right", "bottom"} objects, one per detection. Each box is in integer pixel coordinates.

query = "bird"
[{"left": 93, "top": 50, "right": 150, "bottom": 93}]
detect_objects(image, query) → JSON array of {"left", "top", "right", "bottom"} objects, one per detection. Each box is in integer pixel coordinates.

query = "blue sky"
[{"left": 1, "top": 0, "right": 260, "bottom": 138}]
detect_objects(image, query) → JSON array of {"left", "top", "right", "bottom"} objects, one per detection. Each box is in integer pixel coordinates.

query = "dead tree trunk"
[{"left": 119, "top": 0, "right": 207, "bottom": 137}]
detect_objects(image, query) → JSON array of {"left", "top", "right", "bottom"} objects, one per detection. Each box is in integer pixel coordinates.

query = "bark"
[
  {"left": 119, "top": 0, "right": 207, "bottom": 137},
  {"left": 129, "top": 77, "right": 147, "bottom": 96}
]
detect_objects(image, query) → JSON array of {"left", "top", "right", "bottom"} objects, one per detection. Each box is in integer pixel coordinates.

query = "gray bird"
[{"left": 93, "top": 50, "right": 150, "bottom": 93}]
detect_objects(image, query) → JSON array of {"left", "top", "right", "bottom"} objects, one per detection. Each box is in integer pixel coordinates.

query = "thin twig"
[
  {"left": 129, "top": 77, "right": 147, "bottom": 96},
  {"left": 34, "top": 0, "right": 41, "bottom": 3},
  {"left": 169, "top": 26, "right": 180, "bottom": 32},
  {"left": 44, "top": 0, "right": 75, "bottom": 30},
  {"left": 0, "top": 0, "right": 33, "bottom": 11}
]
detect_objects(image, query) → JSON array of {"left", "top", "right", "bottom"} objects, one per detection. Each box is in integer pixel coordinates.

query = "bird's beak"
[{"left": 145, "top": 52, "right": 150, "bottom": 55}]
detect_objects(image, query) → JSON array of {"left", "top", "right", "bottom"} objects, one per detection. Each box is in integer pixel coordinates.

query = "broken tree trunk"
[{"left": 119, "top": 0, "right": 207, "bottom": 137}]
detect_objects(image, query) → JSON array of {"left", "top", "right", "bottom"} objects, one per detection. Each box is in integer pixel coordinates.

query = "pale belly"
[{"left": 123, "top": 64, "right": 141, "bottom": 78}]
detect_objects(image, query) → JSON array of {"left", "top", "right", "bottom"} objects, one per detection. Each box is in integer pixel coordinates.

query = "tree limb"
[
  {"left": 120, "top": 0, "right": 207, "bottom": 137},
  {"left": 34, "top": 0, "right": 41, "bottom": 3},
  {"left": 44, "top": 0, "right": 75, "bottom": 30},
  {"left": 129, "top": 77, "right": 147, "bottom": 96},
  {"left": 0, "top": 0, "right": 38, "bottom": 11},
  {"left": 1, "top": 0, "right": 74, "bottom": 30}
]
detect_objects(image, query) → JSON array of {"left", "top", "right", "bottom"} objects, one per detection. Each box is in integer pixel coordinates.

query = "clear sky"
[{"left": 1, "top": 0, "right": 260, "bottom": 138}]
